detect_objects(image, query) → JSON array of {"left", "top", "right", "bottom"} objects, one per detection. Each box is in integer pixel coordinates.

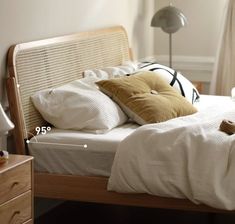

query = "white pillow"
[
  {"left": 83, "top": 61, "right": 138, "bottom": 80},
  {"left": 31, "top": 77, "right": 128, "bottom": 133},
  {"left": 138, "top": 62, "right": 200, "bottom": 104}
]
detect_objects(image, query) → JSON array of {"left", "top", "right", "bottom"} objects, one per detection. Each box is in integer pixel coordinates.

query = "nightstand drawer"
[
  {"left": 0, "top": 191, "right": 32, "bottom": 224},
  {"left": 0, "top": 161, "right": 31, "bottom": 205}
]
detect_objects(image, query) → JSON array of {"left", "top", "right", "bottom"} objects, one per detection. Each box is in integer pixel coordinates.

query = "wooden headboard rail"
[{"left": 6, "top": 26, "right": 132, "bottom": 154}]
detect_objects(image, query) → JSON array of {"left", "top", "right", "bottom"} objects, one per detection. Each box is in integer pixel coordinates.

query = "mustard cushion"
[{"left": 96, "top": 71, "right": 197, "bottom": 125}]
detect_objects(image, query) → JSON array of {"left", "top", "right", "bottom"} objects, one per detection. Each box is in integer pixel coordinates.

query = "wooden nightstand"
[{"left": 0, "top": 154, "right": 33, "bottom": 224}]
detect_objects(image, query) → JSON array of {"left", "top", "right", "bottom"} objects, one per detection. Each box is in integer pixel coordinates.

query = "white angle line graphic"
[
  {"left": 27, "top": 141, "right": 88, "bottom": 148},
  {"left": 26, "top": 128, "right": 88, "bottom": 148}
]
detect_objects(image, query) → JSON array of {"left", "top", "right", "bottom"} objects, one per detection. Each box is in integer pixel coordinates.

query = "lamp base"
[{"left": 0, "top": 150, "right": 9, "bottom": 164}]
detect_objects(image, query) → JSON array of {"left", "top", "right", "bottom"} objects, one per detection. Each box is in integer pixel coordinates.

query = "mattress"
[
  {"left": 28, "top": 95, "right": 232, "bottom": 176},
  {"left": 28, "top": 122, "right": 139, "bottom": 176}
]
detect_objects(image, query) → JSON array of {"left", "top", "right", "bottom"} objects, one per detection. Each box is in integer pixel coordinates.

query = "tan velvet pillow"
[{"left": 96, "top": 71, "right": 197, "bottom": 125}]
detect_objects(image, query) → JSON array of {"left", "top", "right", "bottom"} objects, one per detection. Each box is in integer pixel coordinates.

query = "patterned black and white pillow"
[{"left": 138, "top": 62, "right": 200, "bottom": 104}]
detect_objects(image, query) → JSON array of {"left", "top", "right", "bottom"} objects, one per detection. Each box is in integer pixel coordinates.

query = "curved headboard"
[{"left": 7, "top": 26, "right": 132, "bottom": 154}]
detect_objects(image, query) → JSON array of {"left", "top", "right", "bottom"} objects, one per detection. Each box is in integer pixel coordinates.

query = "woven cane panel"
[{"left": 13, "top": 27, "right": 130, "bottom": 137}]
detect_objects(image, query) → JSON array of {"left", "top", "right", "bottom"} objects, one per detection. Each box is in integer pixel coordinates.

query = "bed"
[{"left": 6, "top": 26, "right": 235, "bottom": 213}]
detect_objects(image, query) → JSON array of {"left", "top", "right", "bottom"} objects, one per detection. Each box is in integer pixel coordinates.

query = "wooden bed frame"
[{"left": 6, "top": 26, "right": 233, "bottom": 214}]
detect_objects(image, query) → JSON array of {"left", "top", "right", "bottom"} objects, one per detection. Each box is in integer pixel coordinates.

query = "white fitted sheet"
[
  {"left": 28, "top": 122, "right": 139, "bottom": 176},
  {"left": 28, "top": 95, "right": 233, "bottom": 176}
]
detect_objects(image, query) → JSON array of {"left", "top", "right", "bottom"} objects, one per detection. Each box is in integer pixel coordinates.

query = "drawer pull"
[
  {"left": 11, "top": 211, "right": 20, "bottom": 220},
  {"left": 11, "top": 181, "right": 19, "bottom": 188}
]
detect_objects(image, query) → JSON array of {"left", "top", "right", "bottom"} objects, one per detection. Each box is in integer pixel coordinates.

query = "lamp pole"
[{"left": 169, "top": 33, "right": 172, "bottom": 68}]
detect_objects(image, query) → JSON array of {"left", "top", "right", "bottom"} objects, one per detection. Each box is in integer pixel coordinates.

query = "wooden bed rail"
[{"left": 34, "top": 172, "right": 233, "bottom": 214}]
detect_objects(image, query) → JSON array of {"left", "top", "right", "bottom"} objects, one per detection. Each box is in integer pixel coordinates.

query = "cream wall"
[
  {"left": 0, "top": 0, "right": 155, "bottom": 104},
  {"left": 1, "top": 0, "right": 223, "bottom": 100}
]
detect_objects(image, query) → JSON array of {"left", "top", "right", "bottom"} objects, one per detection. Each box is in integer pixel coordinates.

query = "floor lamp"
[{"left": 151, "top": 4, "right": 187, "bottom": 68}]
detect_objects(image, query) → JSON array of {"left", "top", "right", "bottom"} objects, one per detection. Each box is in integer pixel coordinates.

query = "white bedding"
[
  {"left": 29, "top": 94, "right": 235, "bottom": 209},
  {"left": 108, "top": 95, "right": 235, "bottom": 210},
  {"left": 28, "top": 122, "right": 138, "bottom": 176}
]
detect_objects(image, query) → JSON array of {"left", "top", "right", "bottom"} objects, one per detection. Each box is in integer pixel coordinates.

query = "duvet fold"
[{"left": 108, "top": 100, "right": 235, "bottom": 210}]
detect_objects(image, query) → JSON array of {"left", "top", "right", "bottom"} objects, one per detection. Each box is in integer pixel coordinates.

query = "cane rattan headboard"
[{"left": 7, "top": 26, "right": 132, "bottom": 154}]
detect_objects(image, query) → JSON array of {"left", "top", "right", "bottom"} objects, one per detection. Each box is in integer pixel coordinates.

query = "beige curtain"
[{"left": 210, "top": 0, "right": 235, "bottom": 96}]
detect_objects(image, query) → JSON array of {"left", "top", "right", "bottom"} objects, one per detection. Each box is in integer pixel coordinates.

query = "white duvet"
[{"left": 108, "top": 96, "right": 235, "bottom": 210}]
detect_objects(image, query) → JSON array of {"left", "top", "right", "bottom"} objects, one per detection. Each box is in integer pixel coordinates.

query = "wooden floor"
[{"left": 35, "top": 201, "right": 235, "bottom": 224}]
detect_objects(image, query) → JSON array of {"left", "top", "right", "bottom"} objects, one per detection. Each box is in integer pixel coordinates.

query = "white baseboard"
[{"left": 142, "top": 55, "right": 215, "bottom": 83}]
